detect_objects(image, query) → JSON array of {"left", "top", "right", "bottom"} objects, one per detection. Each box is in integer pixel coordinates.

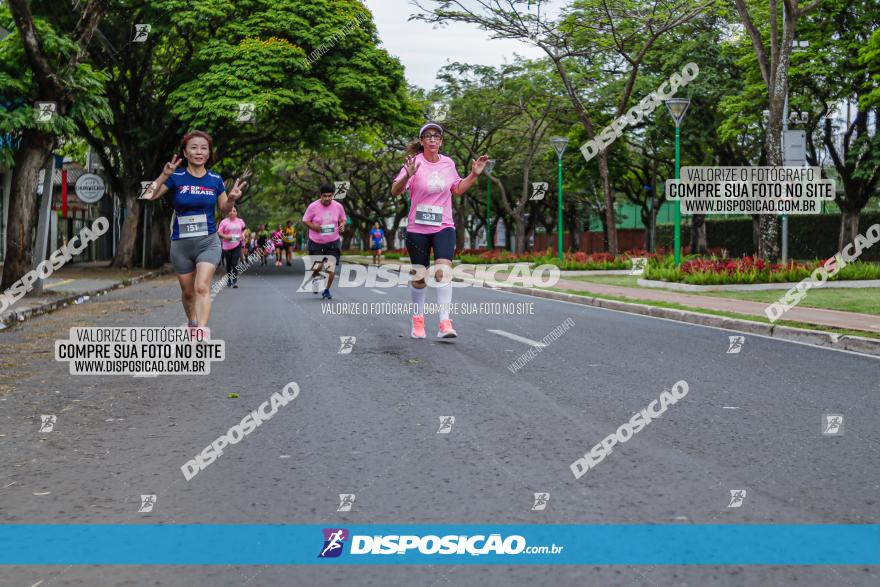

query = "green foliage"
[
  {"left": 861, "top": 28, "right": 880, "bottom": 109},
  {"left": 160, "top": 0, "right": 413, "bottom": 156},
  {"left": 0, "top": 6, "right": 110, "bottom": 166},
  {"left": 657, "top": 212, "right": 880, "bottom": 261},
  {"left": 644, "top": 254, "right": 880, "bottom": 285}
]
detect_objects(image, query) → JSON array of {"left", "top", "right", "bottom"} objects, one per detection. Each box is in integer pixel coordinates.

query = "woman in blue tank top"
[{"left": 141, "top": 130, "right": 249, "bottom": 334}]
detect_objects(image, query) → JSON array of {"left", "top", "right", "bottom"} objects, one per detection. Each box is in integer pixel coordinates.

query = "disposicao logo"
[{"left": 318, "top": 528, "right": 349, "bottom": 558}]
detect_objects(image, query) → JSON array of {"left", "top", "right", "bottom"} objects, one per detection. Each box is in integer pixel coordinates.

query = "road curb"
[
  {"left": 637, "top": 277, "right": 880, "bottom": 292},
  {"left": 339, "top": 257, "right": 880, "bottom": 357},
  {"left": 0, "top": 265, "right": 174, "bottom": 329},
  {"left": 514, "top": 284, "right": 878, "bottom": 355}
]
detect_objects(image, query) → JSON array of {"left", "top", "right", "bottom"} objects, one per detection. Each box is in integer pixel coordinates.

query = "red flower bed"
[{"left": 679, "top": 256, "right": 810, "bottom": 275}]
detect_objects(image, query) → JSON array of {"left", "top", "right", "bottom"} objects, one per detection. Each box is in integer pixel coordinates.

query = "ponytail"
[{"left": 405, "top": 138, "right": 424, "bottom": 157}]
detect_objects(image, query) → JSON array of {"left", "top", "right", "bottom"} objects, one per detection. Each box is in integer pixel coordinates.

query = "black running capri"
[
  {"left": 405, "top": 227, "right": 455, "bottom": 268},
  {"left": 307, "top": 239, "right": 341, "bottom": 269}
]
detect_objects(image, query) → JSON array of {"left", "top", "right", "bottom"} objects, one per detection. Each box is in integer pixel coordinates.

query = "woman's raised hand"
[
  {"left": 404, "top": 156, "right": 420, "bottom": 178},
  {"left": 163, "top": 154, "right": 182, "bottom": 176}
]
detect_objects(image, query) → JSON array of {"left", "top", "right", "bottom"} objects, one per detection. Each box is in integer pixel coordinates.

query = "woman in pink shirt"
[
  {"left": 272, "top": 224, "right": 285, "bottom": 267},
  {"left": 217, "top": 207, "right": 246, "bottom": 288},
  {"left": 391, "top": 122, "right": 488, "bottom": 339}
]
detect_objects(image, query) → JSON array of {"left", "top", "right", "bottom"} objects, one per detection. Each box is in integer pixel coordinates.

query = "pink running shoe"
[
  {"left": 437, "top": 319, "right": 457, "bottom": 339},
  {"left": 411, "top": 315, "right": 426, "bottom": 339}
]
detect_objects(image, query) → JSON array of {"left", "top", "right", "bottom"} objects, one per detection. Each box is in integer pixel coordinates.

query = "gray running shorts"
[{"left": 170, "top": 233, "right": 221, "bottom": 275}]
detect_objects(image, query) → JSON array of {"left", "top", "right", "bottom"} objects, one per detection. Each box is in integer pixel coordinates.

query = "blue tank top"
[{"left": 165, "top": 169, "right": 226, "bottom": 240}]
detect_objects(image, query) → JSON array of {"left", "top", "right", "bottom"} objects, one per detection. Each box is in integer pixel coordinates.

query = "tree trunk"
[
  {"left": 760, "top": 104, "right": 783, "bottom": 261},
  {"left": 341, "top": 230, "right": 353, "bottom": 250},
  {"left": 567, "top": 207, "right": 581, "bottom": 252},
  {"left": 112, "top": 187, "right": 142, "bottom": 269},
  {"left": 691, "top": 214, "right": 707, "bottom": 254},
  {"left": 751, "top": 215, "right": 760, "bottom": 256},
  {"left": 514, "top": 216, "right": 526, "bottom": 254},
  {"left": 456, "top": 224, "right": 466, "bottom": 251},
  {"left": 453, "top": 199, "right": 467, "bottom": 251},
  {"left": 757, "top": 216, "right": 779, "bottom": 261},
  {"left": 838, "top": 209, "right": 860, "bottom": 251},
  {"left": 0, "top": 130, "right": 55, "bottom": 290},
  {"left": 150, "top": 205, "right": 171, "bottom": 268},
  {"left": 600, "top": 215, "right": 609, "bottom": 252},
  {"left": 755, "top": 5, "right": 796, "bottom": 262},
  {"left": 598, "top": 151, "right": 618, "bottom": 254}
]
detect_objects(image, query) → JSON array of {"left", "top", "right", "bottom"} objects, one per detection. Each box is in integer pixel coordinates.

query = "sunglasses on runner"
[{"left": 421, "top": 133, "right": 442, "bottom": 141}]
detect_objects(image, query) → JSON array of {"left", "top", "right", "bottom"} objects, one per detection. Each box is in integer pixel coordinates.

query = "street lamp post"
[
  {"left": 665, "top": 98, "right": 690, "bottom": 266},
  {"left": 550, "top": 137, "right": 569, "bottom": 261},
  {"left": 484, "top": 159, "right": 496, "bottom": 250},
  {"left": 781, "top": 39, "right": 809, "bottom": 264}
]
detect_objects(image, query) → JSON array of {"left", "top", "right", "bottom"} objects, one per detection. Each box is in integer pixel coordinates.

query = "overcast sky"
[{"left": 363, "top": 0, "right": 555, "bottom": 91}]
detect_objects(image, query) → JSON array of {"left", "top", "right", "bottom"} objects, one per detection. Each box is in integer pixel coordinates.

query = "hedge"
[{"left": 656, "top": 212, "right": 880, "bottom": 261}]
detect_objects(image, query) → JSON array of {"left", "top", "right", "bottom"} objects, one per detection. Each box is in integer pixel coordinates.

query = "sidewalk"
[
  {"left": 0, "top": 261, "right": 173, "bottom": 328},
  {"left": 550, "top": 277, "right": 880, "bottom": 335},
  {"left": 341, "top": 256, "right": 880, "bottom": 337}
]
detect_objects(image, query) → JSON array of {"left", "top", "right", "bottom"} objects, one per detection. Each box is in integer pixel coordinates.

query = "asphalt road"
[{"left": 1, "top": 258, "right": 878, "bottom": 586}]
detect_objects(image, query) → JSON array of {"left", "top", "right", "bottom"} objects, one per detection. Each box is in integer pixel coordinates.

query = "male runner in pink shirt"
[{"left": 302, "top": 184, "right": 346, "bottom": 300}]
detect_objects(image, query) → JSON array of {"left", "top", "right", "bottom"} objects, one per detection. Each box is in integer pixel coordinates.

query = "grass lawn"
[
  {"left": 565, "top": 275, "right": 880, "bottom": 316},
  {"left": 566, "top": 275, "right": 643, "bottom": 288},
  {"left": 551, "top": 288, "right": 880, "bottom": 340}
]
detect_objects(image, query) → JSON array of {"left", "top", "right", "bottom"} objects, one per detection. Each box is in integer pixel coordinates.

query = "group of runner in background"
[
  {"left": 148, "top": 119, "right": 481, "bottom": 338},
  {"left": 236, "top": 220, "right": 299, "bottom": 268}
]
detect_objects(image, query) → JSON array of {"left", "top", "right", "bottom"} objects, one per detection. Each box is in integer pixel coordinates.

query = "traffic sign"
[
  {"left": 784, "top": 130, "right": 806, "bottom": 166},
  {"left": 75, "top": 173, "right": 106, "bottom": 204}
]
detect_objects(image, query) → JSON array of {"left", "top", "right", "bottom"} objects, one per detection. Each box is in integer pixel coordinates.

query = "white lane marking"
[
  {"left": 370, "top": 289, "right": 387, "bottom": 295},
  {"left": 30, "top": 580, "right": 44, "bottom": 587},
  {"left": 482, "top": 286, "right": 880, "bottom": 361},
  {"left": 487, "top": 329, "right": 547, "bottom": 348},
  {"left": 722, "top": 406, "right": 740, "bottom": 410}
]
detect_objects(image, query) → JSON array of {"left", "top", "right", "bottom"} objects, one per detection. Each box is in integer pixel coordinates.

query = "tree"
[
  {"left": 731, "top": 0, "right": 825, "bottom": 260},
  {"left": 74, "top": 0, "right": 413, "bottom": 268},
  {"left": 0, "top": 0, "right": 107, "bottom": 290},
  {"left": 414, "top": 0, "right": 711, "bottom": 254},
  {"left": 795, "top": 0, "right": 880, "bottom": 248},
  {"left": 260, "top": 134, "right": 415, "bottom": 251},
  {"left": 433, "top": 60, "right": 569, "bottom": 253}
]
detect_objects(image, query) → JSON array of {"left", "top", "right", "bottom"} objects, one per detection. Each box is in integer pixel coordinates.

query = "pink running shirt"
[
  {"left": 217, "top": 218, "right": 246, "bottom": 251},
  {"left": 303, "top": 200, "right": 346, "bottom": 244},
  {"left": 393, "top": 153, "right": 463, "bottom": 235}
]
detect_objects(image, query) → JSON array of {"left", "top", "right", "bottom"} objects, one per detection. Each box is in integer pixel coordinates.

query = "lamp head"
[
  {"left": 550, "top": 136, "right": 569, "bottom": 159},
  {"left": 665, "top": 98, "right": 691, "bottom": 127}
]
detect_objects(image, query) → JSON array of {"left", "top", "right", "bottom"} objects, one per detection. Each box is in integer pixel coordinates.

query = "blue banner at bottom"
[{"left": 1, "top": 524, "right": 878, "bottom": 565}]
